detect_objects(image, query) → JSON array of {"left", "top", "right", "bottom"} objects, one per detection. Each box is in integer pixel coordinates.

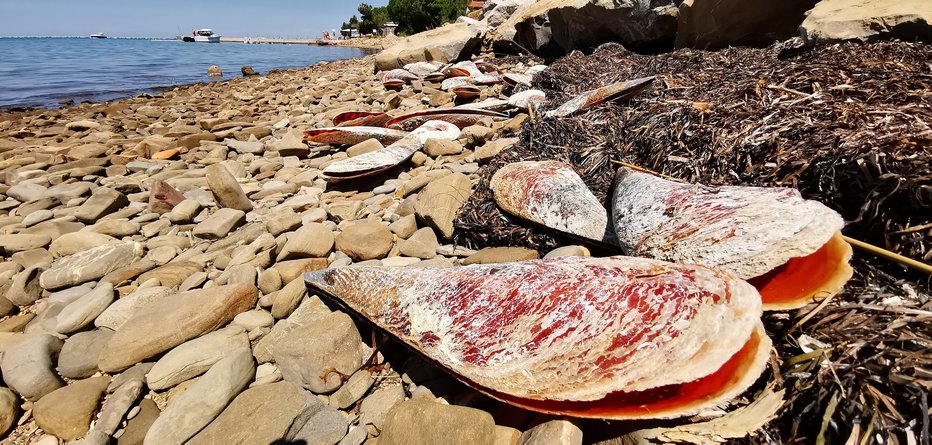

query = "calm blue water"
[{"left": 0, "top": 37, "right": 371, "bottom": 109}]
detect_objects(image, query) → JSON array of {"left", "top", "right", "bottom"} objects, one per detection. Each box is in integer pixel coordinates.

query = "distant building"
[
  {"left": 341, "top": 27, "right": 360, "bottom": 39},
  {"left": 383, "top": 21, "right": 398, "bottom": 37}
]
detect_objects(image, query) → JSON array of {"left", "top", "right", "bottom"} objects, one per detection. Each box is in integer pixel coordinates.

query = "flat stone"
[
  {"left": 206, "top": 164, "right": 253, "bottom": 211},
  {"left": 146, "top": 325, "right": 249, "bottom": 391},
  {"left": 359, "top": 383, "right": 405, "bottom": 430},
  {"left": 94, "top": 378, "right": 143, "bottom": 435},
  {"left": 56, "top": 282, "right": 115, "bottom": 334},
  {"left": 167, "top": 199, "right": 201, "bottom": 223},
  {"left": 544, "top": 245, "right": 591, "bottom": 258},
  {"left": 347, "top": 138, "right": 384, "bottom": 157},
  {"left": 0, "top": 333, "right": 64, "bottom": 401},
  {"left": 34, "top": 376, "right": 110, "bottom": 440},
  {"left": 6, "top": 266, "right": 42, "bottom": 306},
  {"left": 415, "top": 172, "right": 472, "bottom": 239},
  {"left": 270, "top": 276, "right": 309, "bottom": 319},
  {"left": 0, "top": 234, "right": 51, "bottom": 255},
  {"left": 398, "top": 227, "right": 439, "bottom": 259},
  {"left": 0, "top": 313, "right": 35, "bottom": 333},
  {"left": 271, "top": 311, "right": 364, "bottom": 394},
  {"left": 40, "top": 242, "right": 141, "bottom": 290},
  {"left": 117, "top": 398, "right": 160, "bottom": 445},
  {"left": 52, "top": 234, "right": 120, "bottom": 261},
  {"left": 188, "top": 381, "right": 319, "bottom": 445},
  {"left": 0, "top": 387, "right": 18, "bottom": 437},
  {"left": 226, "top": 139, "right": 264, "bottom": 154},
  {"left": 94, "top": 286, "right": 173, "bottom": 331},
  {"left": 232, "top": 309, "right": 274, "bottom": 331},
  {"left": 254, "top": 296, "right": 332, "bottom": 363},
  {"left": 22, "top": 209, "right": 53, "bottom": 228},
  {"left": 147, "top": 180, "right": 185, "bottom": 214},
  {"left": 329, "top": 370, "right": 375, "bottom": 410},
  {"left": 193, "top": 208, "right": 246, "bottom": 239},
  {"left": 289, "top": 401, "right": 348, "bottom": 445},
  {"left": 144, "top": 348, "right": 254, "bottom": 445},
  {"left": 266, "top": 211, "right": 303, "bottom": 236},
  {"left": 58, "top": 329, "right": 114, "bottom": 379},
  {"left": 517, "top": 419, "right": 583, "bottom": 445},
  {"left": 277, "top": 223, "right": 335, "bottom": 261},
  {"left": 67, "top": 121, "right": 102, "bottom": 132},
  {"left": 424, "top": 138, "right": 464, "bottom": 157},
  {"left": 98, "top": 284, "right": 258, "bottom": 372},
  {"left": 83, "top": 219, "right": 141, "bottom": 237},
  {"left": 108, "top": 362, "right": 154, "bottom": 392},
  {"left": 378, "top": 399, "right": 497, "bottom": 445},
  {"left": 7, "top": 183, "right": 48, "bottom": 202},
  {"left": 463, "top": 247, "right": 539, "bottom": 265},
  {"left": 136, "top": 261, "right": 202, "bottom": 287},
  {"left": 272, "top": 258, "right": 329, "bottom": 283},
  {"left": 335, "top": 221, "right": 394, "bottom": 261},
  {"left": 74, "top": 187, "right": 129, "bottom": 223}
]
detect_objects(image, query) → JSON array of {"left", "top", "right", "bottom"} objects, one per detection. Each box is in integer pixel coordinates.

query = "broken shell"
[
  {"left": 385, "top": 108, "right": 507, "bottom": 131},
  {"left": 424, "top": 72, "right": 447, "bottom": 83},
  {"left": 508, "top": 90, "right": 546, "bottom": 110},
  {"left": 321, "top": 120, "right": 460, "bottom": 181},
  {"left": 404, "top": 61, "right": 443, "bottom": 77},
  {"left": 382, "top": 69, "right": 418, "bottom": 90},
  {"left": 441, "top": 76, "right": 471, "bottom": 92},
  {"left": 546, "top": 76, "right": 655, "bottom": 118},
  {"left": 302, "top": 127, "right": 408, "bottom": 146},
  {"left": 503, "top": 73, "right": 533, "bottom": 87},
  {"left": 452, "top": 85, "right": 482, "bottom": 100},
  {"left": 305, "top": 256, "right": 770, "bottom": 420},
  {"left": 458, "top": 98, "right": 512, "bottom": 112},
  {"left": 473, "top": 74, "right": 504, "bottom": 85},
  {"left": 491, "top": 161, "right": 609, "bottom": 242},
  {"left": 333, "top": 111, "right": 392, "bottom": 128},
  {"left": 611, "top": 168, "right": 853, "bottom": 310}
]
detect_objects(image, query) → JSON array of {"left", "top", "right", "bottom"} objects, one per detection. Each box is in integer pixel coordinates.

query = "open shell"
[
  {"left": 385, "top": 108, "right": 507, "bottom": 131},
  {"left": 382, "top": 69, "right": 418, "bottom": 90},
  {"left": 302, "top": 127, "right": 408, "bottom": 146},
  {"left": 546, "top": 76, "right": 655, "bottom": 118},
  {"left": 491, "top": 161, "right": 609, "bottom": 242},
  {"left": 424, "top": 72, "right": 447, "bottom": 83},
  {"left": 611, "top": 168, "right": 853, "bottom": 310},
  {"left": 333, "top": 111, "right": 392, "bottom": 128},
  {"left": 321, "top": 120, "right": 460, "bottom": 182},
  {"left": 452, "top": 85, "right": 482, "bottom": 100},
  {"left": 305, "top": 256, "right": 770, "bottom": 420}
]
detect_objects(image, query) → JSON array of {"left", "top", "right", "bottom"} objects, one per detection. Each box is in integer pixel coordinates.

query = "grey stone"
[
  {"left": 0, "top": 333, "right": 64, "bottom": 401},
  {"left": 74, "top": 187, "right": 129, "bottom": 223},
  {"left": 167, "top": 199, "right": 201, "bottom": 223},
  {"left": 289, "top": 401, "right": 348, "bottom": 445},
  {"left": 146, "top": 325, "right": 249, "bottom": 391},
  {"left": 95, "top": 378, "right": 144, "bottom": 435},
  {"left": 94, "top": 286, "right": 173, "bottom": 331},
  {"left": 58, "top": 329, "right": 114, "bottom": 379},
  {"left": 329, "top": 370, "right": 375, "bottom": 409},
  {"left": 6, "top": 266, "right": 42, "bottom": 306},
  {"left": 143, "top": 348, "right": 255, "bottom": 445},
  {"left": 0, "top": 234, "right": 51, "bottom": 255},
  {"left": 271, "top": 311, "right": 364, "bottom": 394},
  {"left": 359, "top": 383, "right": 405, "bottom": 431},
  {"left": 39, "top": 242, "right": 142, "bottom": 290},
  {"left": 55, "top": 282, "right": 115, "bottom": 334}
]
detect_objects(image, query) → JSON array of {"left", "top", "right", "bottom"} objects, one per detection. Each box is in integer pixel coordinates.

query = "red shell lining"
[{"left": 749, "top": 233, "right": 849, "bottom": 307}]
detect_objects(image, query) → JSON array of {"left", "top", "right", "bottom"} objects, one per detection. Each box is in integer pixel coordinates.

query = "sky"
[{"left": 0, "top": 0, "right": 389, "bottom": 38}]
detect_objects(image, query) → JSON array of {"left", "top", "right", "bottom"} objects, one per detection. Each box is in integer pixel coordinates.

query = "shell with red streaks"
[
  {"left": 302, "top": 127, "right": 408, "bottom": 146},
  {"left": 385, "top": 107, "right": 507, "bottom": 131},
  {"left": 321, "top": 120, "right": 459, "bottom": 181},
  {"left": 611, "top": 168, "right": 853, "bottom": 310},
  {"left": 305, "top": 256, "right": 769, "bottom": 420},
  {"left": 546, "top": 76, "right": 655, "bottom": 118},
  {"left": 491, "top": 161, "right": 608, "bottom": 242},
  {"left": 333, "top": 111, "right": 392, "bottom": 128}
]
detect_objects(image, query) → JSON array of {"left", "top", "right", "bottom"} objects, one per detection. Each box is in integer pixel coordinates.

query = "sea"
[{"left": 0, "top": 37, "right": 373, "bottom": 110}]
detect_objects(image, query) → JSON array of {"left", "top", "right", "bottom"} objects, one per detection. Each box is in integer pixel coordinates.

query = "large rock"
[
  {"left": 335, "top": 221, "right": 394, "bottom": 261},
  {"left": 206, "top": 163, "right": 253, "bottom": 211},
  {"left": 0, "top": 334, "right": 64, "bottom": 401},
  {"left": 144, "top": 348, "right": 254, "bottom": 445},
  {"left": 55, "top": 282, "right": 115, "bottom": 334},
  {"left": 94, "top": 286, "right": 173, "bottom": 331},
  {"left": 73, "top": 187, "right": 128, "bottom": 223},
  {"left": 33, "top": 376, "right": 110, "bottom": 441},
  {"left": 415, "top": 172, "right": 472, "bottom": 239},
  {"left": 117, "top": 398, "right": 160, "bottom": 445},
  {"left": 676, "top": 0, "right": 817, "bottom": 49},
  {"left": 277, "top": 223, "right": 335, "bottom": 261},
  {"left": 98, "top": 284, "right": 258, "bottom": 372},
  {"left": 0, "top": 387, "right": 18, "bottom": 437},
  {"left": 271, "top": 311, "right": 364, "bottom": 394},
  {"left": 146, "top": 326, "right": 249, "bottom": 390},
  {"left": 517, "top": 419, "right": 583, "bottom": 445},
  {"left": 492, "top": 0, "right": 680, "bottom": 55},
  {"left": 378, "top": 399, "right": 497, "bottom": 445},
  {"left": 799, "top": 0, "right": 932, "bottom": 44},
  {"left": 39, "top": 242, "right": 142, "bottom": 290},
  {"left": 58, "top": 329, "right": 114, "bottom": 379},
  {"left": 375, "top": 22, "right": 486, "bottom": 71},
  {"left": 49, "top": 232, "right": 117, "bottom": 258},
  {"left": 189, "top": 381, "right": 323, "bottom": 445}
]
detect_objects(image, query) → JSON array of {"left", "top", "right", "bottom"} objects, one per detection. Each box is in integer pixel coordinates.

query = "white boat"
[
  {"left": 90, "top": 33, "right": 107, "bottom": 39},
  {"left": 188, "top": 29, "right": 221, "bottom": 43}
]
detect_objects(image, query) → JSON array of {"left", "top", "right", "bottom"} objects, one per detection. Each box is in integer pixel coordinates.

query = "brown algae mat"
[{"left": 456, "top": 41, "right": 931, "bottom": 443}]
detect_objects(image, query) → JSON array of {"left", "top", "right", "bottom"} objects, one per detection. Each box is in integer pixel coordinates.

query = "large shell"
[
  {"left": 404, "top": 61, "right": 443, "bottom": 77},
  {"left": 503, "top": 73, "right": 532, "bottom": 87},
  {"left": 441, "top": 76, "right": 471, "bottom": 91},
  {"left": 491, "top": 161, "right": 608, "bottom": 242},
  {"left": 305, "top": 256, "right": 770, "bottom": 420},
  {"left": 302, "top": 127, "right": 408, "bottom": 146},
  {"left": 383, "top": 69, "right": 418, "bottom": 90},
  {"left": 611, "top": 168, "right": 853, "bottom": 310},
  {"left": 333, "top": 111, "right": 392, "bottom": 128},
  {"left": 546, "top": 76, "right": 655, "bottom": 118},
  {"left": 508, "top": 90, "right": 546, "bottom": 110},
  {"left": 321, "top": 120, "right": 460, "bottom": 181},
  {"left": 452, "top": 85, "right": 482, "bottom": 100},
  {"left": 385, "top": 108, "right": 507, "bottom": 131}
]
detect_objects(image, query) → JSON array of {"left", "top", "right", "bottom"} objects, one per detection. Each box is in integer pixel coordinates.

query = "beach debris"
[
  {"left": 458, "top": 98, "right": 512, "bottom": 112},
  {"left": 545, "top": 76, "right": 655, "bottom": 118},
  {"left": 404, "top": 61, "right": 444, "bottom": 77},
  {"left": 385, "top": 108, "right": 507, "bottom": 131},
  {"left": 322, "top": 120, "right": 460, "bottom": 181},
  {"left": 452, "top": 85, "right": 482, "bottom": 101},
  {"left": 508, "top": 89, "right": 546, "bottom": 110},
  {"left": 305, "top": 255, "right": 770, "bottom": 420},
  {"left": 444, "top": 61, "right": 483, "bottom": 78},
  {"left": 473, "top": 74, "right": 504, "bottom": 85},
  {"left": 441, "top": 76, "right": 471, "bottom": 91},
  {"left": 491, "top": 161, "right": 608, "bottom": 242},
  {"left": 611, "top": 167, "right": 853, "bottom": 310},
  {"left": 332, "top": 111, "right": 392, "bottom": 128},
  {"left": 424, "top": 72, "right": 447, "bottom": 82},
  {"left": 302, "top": 127, "right": 408, "bottom": 146},
  {"left": 503, "top": 73, "right": 532, "bottom": 87},
  {"left": 382, "top": 69, "right": 418, "bottom": 90}
]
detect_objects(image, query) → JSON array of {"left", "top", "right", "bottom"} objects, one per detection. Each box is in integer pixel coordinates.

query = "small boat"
[
  {"left": 89, "top": 33, "right": 107, "bottom": 39},
  {"left": 187, "top": 29, "right": 221, "bottom": 43}
]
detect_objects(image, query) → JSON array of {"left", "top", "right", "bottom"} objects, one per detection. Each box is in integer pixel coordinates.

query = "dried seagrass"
[
  {"left": 612, "top": 168, "right": 853, "bottom": 310},
  {"left": 321, "top": 120, "right": 459, "bottom": 182},
  {"left": 491, "top": 161, "right": 609, "bottom": 242},
  {"left": 305, "top": 256, "right": 770, "bottom": 420}
]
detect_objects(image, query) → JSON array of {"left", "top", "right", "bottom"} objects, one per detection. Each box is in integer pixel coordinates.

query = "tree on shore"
[
  {"left": 387, "top": 0, "right": 467, "bottom": 34},
  {"left": 358, "top": 3, "right": 390, "bottom": 35}
]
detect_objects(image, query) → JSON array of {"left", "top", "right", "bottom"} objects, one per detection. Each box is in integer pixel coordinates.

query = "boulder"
[
  {"left": 378, "top": 399, "right": 497, "bottom": 445},
  {"left": 492, "top": 0, "right": 680, "bottom": 55},
  {"left": 58, "top": 329, "right": 114, "bottom": 379},
  {"left": 98, "top": 284, "right": 258, "bottom": 372},
  {"left": 0, "top": 333, "right": 64, "bottom": 401},
  {"left": 415, "top": 172, "right": 472, "bottom": 239},
  {"left": 675, "top": 0, "right": 817, "bottom": 49},
  {"left": 33, "top": 376, "right": 110, "bottom": 441},
  {"left": 39, "top": 242, "right": 141, "bottom": 290},
  {"left": 271, "top": 311, "right": 364, "bottom": 394},
  {"left": 0, "top": 387, "right": 18, "bottom": 437},
  {"left": 375, "top": 22, "right": 486, "bottom": 71},
  {"left": 335, "top": 221, "right": 394, "bottom": 261},
  {"left": 146, "top": 325, "right": 249, "bottom": 390},
  {"left": 800, "top": 0, "right": 932, "bottom": 44}
]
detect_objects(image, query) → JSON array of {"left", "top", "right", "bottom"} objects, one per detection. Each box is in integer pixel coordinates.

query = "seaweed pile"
[{"left": 455, "top": 41, "right": 931, "bottom": 443}]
